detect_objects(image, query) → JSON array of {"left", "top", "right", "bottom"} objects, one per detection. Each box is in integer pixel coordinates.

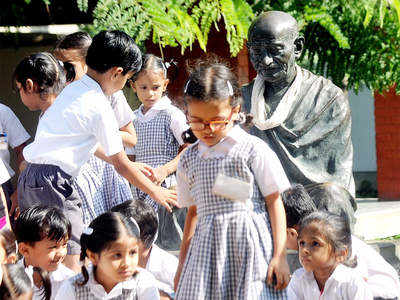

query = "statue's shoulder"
[{"left": 300, "top": 67, "right": 345, "bottom": 99}]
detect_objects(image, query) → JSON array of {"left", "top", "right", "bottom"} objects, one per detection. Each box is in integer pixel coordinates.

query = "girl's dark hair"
[
  {"left": 54, "top": 31, "right": 92, "bottom": 58},
  {"left": 281, "top": 184, "right": 317, "bottom": 228},
  {"left": 86, "top": 30, "right": 142, "bottom": 75},
  {"left": 15, "top": 206, "right": 71, "bottom": 300},
  {"left": 13, "top": 52, "right": 72, "bottom": 98},
  {"left": 131, "top": 54, "right": 177, "bottom": 82},
  {"left": 0, "top": 228, "right": 16, "bottom": 258},
  {"left": 0, "top": 264, "right": 32, "bottom": 300},
  {"left": 79, "top": 212, "right": 140, "bottom": 286},
  {"left": 111, "top": 200, "right": 158, "bottom": 249},
  {"left": 299, "top": 211, "right": 357, "bottom": 268},
  {"left": 183, "top": 61, "right": 242, "bottom": 107}
]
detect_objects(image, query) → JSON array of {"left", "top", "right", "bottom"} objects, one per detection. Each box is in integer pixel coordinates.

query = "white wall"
[{"left": 348, "top": 89, "right": 377, "bottom": 172}]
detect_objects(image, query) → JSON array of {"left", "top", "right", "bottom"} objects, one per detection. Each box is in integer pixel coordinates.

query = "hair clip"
[
  {"left": 184, "top": 80, "right": 190, "bottom": 94},
  {"left": 129, "top": 217, "right": 141, "bottom": 235},
  {"left": 57, "top": 60, "right": 64, "bottom": 68},
  {"left": 227, "top": 80, "right": 234, "bottom": 96},
  {"left": 83, "top": 227, "right": 93, "bottom": 235},
  {"left": 15, "top": 241, "right": 19, "bottom": 254}
]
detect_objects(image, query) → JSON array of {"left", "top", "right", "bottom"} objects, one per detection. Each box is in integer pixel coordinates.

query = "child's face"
[
  {"left": 131, "top": 70, "right": 169, "bottom": 112},
  {"left": 54, "top": 49, "right": 87, "bottom": 82},
  {"left": 21, "top": 237, "right": 68, "bottom": 272},
  {"left": 89, "top": 233, "right": 139, "bottom": 288},
  {"left": 297, "top": 222, "right": 338, "bottom": 273},
  {"left": 187, "top": 99, "right": 239, "bottom": 147}
]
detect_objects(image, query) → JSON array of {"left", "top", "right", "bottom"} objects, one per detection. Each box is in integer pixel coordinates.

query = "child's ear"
[
  {"left": 286, "top": 227, "right": 299, "bottom": 250},
  {"left": 110, "top": 66, "right": 124, "bottom": 79},
  {"left": 86, "top": 249, "right": 99, "bottom": 265},
  {"left": 335, "top": 247, "right": 349, "bottom": 263},
  {"left": 18, "top": 242, "right": 31, "bottom": 258},
  {"left": 162, "top": 78, "right": 169, "bottom": 92},
  {"left": 25, "top": 79, "right": 35, "bottom": 93},
  {"left": 5, "top": 254, "right": 16, "bottom": 264}
]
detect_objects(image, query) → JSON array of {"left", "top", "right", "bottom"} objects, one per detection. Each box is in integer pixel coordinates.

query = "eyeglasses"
[{"left": 187, "top": 111, "right": 233, "bottom": 131}]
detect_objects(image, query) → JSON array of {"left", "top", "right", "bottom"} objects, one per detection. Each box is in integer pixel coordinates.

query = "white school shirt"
[
  {"left": 0, "top": 103, "right": 30, "bottom": 177},
  {"left": 125, "top": 96, "right": 188, "bottom": 155},
  {"left": 0, "top": 159, "right": 10, "bottom": 185},
  {"left": 146, "top": 244, "right": 178, "bottom": 296},
  {"left": 288, "top": 264, "right": 373, "bottom": 300},
  {"left": 109, "top": 90, "right": 134, "bottom": 128},
  {"left": 177, "top": 125, "right": 290, "bottom": 207},
  {"left": 18, "top": 259, "right": 75, "bottom": 300},
  {"left": 23, "top": 75, "right": 123, "bottom": 177},
  {"left": 352, "top": 235, "right": 400, "bottom": 298},
  {"left": 56, "top": 266, "right": 160, "bottom": 300}
]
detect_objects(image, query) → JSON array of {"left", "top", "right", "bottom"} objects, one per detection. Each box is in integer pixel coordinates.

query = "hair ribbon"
[{"left": 83, "top": 227, "right": 93, "bottom": 235}]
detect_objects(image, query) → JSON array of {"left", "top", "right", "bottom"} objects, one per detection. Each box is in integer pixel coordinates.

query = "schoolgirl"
[
  {"left": 15, "top": 206, "right": 75, "bottom": 300},
  {"left": 128, "top": 54, "right": 189, "bottom": 250},
  {"left": 56, "top": 212, "right": 159, "bottom": 299},
  {"left": 54, "top": 31, "right": 136, "bottom": 223},
  {"left": 174, "top": 62, "right": 291, "bottom": 299}
]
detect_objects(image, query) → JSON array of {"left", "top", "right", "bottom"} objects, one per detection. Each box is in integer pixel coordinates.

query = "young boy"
[
  {"left": 112, "top": 200, "right": 178, "bottom": 300},
  {"left": 18, "top": 30, "right": 177, "bottom": 272},
  {"left": 282, "top": 184, "right": 400, "bottom": 299}
]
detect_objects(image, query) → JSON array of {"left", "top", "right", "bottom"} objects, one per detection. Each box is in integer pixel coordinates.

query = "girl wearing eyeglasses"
[{"left": 174, "top": 61, "right": 291, "bottom": 299}]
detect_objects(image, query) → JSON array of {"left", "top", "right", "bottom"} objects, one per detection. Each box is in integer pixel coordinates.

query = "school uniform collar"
[
  {"left": 197, "top": 125, "right": 245, "bottom": 158},
  {"left": 86, "top": 264, "right": 139, "bottom": 298},
  {"left": 301, "top": 264, "right": 349, "bottom": 292},
  {"left": 80, "top": 74, "right": 104, "bottom": 93},
  {"left": 138, "top": 96, "right": 171, "bottom": 116}
]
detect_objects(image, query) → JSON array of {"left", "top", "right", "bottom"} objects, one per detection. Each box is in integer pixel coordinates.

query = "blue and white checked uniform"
[
  {"left": 128, "top": 96, "right": 188, "bottom": 250},
  {"left": 176, "top": 126, "right": 290, "bottom": 300}
]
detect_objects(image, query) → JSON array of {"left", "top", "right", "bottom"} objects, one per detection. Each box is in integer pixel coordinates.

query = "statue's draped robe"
[{"left": 242, "top": 67, "right": 355, "bottom": 195}]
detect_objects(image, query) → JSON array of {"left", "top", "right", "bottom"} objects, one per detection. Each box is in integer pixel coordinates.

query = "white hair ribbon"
[
  {"left": 83, "top": 227, "right": 93, "bottom": 235},
  {"left": 227, "top": 80, "right": 234, "bottom": 96},
  {"left": 184, "top": 80, "right": 191, "bottom": 94},
  {"left": 129, "top": 217, "right": 141, "bottom": 236}
]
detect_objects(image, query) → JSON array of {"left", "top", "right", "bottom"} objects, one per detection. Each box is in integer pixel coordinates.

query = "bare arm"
[
  {"left": 265, "top": 192, "right": 290, "bottom": 290},
  {"left": 119, "top": 121, "right": 137, "bottom": 148},
  {"left": 174, "top": 205, "right": 197, "bottom": 291},
  {"left": 153, "top": 147, "right": 188, "bottom": 185},
  {"left": 109, "top": 151, "right": 177, "bottom": 212}
]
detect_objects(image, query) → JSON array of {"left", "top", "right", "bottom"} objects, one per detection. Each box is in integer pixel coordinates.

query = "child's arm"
[
  {"left": 110, "top": 151, "right": 178, "bottom": 212},
  {"left": 119, "top": 121, "right": 137, "bottom": 148},
  {"left": 174, "top": 205, "right": 197, "bottom": 291},
  {"left": 153, "top": 147, "right": 188, "bottom": 185},
  {"left": 265, "top": 191, "right": 291, "bottom": 290}
]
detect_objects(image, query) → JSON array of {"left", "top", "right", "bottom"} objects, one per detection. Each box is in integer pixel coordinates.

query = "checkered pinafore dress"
[
  {"left": 71, "top": 273, "right": 139, "bottom": 300},
  {"left": 132, "top": 107, "right": 186, "bottom": 250},
  {"left": 176, "top": 136, "right": 288, "bottom": 300},
  {"left": 73, "top": 155, "right": 132, "bottom": 225}
]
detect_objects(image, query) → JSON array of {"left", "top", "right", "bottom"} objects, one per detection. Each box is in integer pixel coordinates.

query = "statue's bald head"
[{"left": 248, "top": 11, "right": 299, "bottom": 44}]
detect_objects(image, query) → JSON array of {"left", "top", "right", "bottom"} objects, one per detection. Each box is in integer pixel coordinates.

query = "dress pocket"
[{"left": 212, "top": 173, "right": 252, "bottom": 203}]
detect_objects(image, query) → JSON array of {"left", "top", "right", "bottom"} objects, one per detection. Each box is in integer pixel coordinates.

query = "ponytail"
[{"left": 33, "top": 267, "right": 51, "bottom": 300}]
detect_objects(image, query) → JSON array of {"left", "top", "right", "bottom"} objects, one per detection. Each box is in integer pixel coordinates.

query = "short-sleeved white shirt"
[
  {"left": 0, "top": 159, "right": 10, "bottom": 185},
  {"left": 177, "top": 126, "right": 290, "bottom": 207},
  {"left": 288, "top": 264, "right": 373, "bottom": 300},
  {"left": 56, "top": 266, "right": 160, "bottom": 300},
  {"left": 0, "top": 103, "right": 30, "bottom": 177},
  {"left": 352, "top": 235, "right": 400, "bottom": 298},
  {"left": 109, "top": 90, "right": 134, "bottom": 128},
  {"left": 146, "top": 244, "right": 178, "bottom": 296},
  {"left": 23, "top": 75, "right": 123, "bottom": 177}
]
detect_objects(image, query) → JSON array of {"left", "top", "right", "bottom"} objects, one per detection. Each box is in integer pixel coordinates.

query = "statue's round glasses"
[{"left": 187, "top": 111, "right": 233, "bottom": 131}]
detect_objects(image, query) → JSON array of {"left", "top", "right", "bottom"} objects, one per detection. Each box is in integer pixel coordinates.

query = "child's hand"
[
  {"left": 267, "top": 255, "right": 291, "bottom": 291},
  {"left": 153, "top": 166, "right": 169, "bottom": 185},
  {"left": 151, "top": 186, "right": 179, "bottom": 213},
  {"left": 132, "top": 162, "right": 156, "bottom": 181}
]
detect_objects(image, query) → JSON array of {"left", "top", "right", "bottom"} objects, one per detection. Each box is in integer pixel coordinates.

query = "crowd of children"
[{"left": 0, "top": 28, "right": 396, "bottom": 299}]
